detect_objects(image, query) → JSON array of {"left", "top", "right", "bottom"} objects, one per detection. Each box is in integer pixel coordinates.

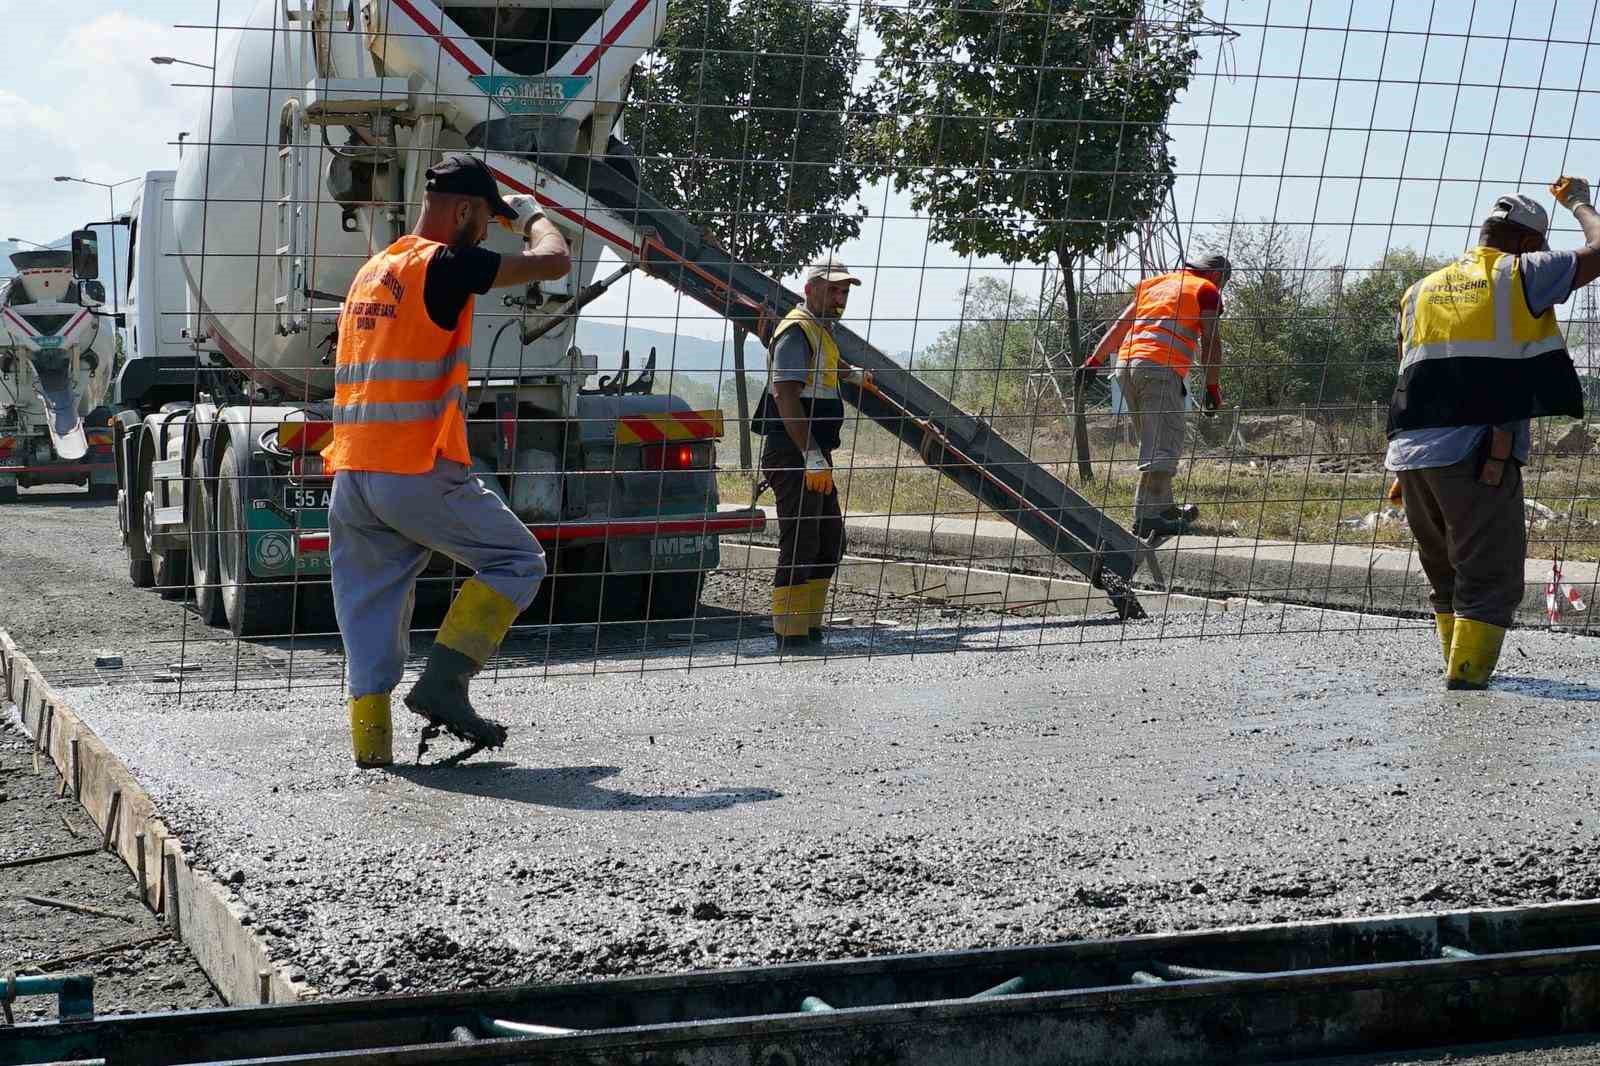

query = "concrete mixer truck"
[
  {"left": 98, "top": 0, "right": 1150, "bottom": 638},
  {"left": 1, "top": 246, "right": 118, "bottom": 501}
]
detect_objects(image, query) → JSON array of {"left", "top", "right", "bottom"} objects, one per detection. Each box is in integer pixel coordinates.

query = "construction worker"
[
  {"left": 323, "top": 154, "right": 572, "bottom": 767},
  {"left": 1076, "top": 254, "right": 1231, "bottom": 539},
  {"left": 1386, "top": 184, "right": 1592, "bottom": 690},
  {"left": 754, "top": 256, "right": 861, "bottom": 651}
]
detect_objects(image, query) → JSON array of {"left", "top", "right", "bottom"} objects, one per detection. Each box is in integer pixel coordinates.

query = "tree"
[
  {"left": 628, "top": 0, "right": 868, "bottom": 467},
  {"left": 918, "top": 277, "right": 1042, "bottom": 415},
  {"left": 861, "top": 0, "right": 1205, "bottom": 377},
  {"left": 1326, "top": 248, "right": 1448, "bottom": 404}
]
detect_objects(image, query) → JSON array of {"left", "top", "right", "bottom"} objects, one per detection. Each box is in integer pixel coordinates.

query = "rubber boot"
[
  {"left": 349, "top": 693, "right": 393, "bottom": 768},
  {"left": 1434, "top": 613, "right": 1455, "bottom": 666},
  {"left": 804, "top": 577, "right": 831, "bottom": 642},
  {"left": 772, "top": 585, "right": 810, "bottom": 652},
  {"left": 1445, "top": 617, "right": 1506, "bottom": 691},
  {"left": 404, "top": 578, "right": 516, "bottom": 751}
]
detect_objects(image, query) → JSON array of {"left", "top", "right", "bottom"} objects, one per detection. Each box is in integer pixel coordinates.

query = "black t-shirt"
[{"left": 423, "top": 246, "right": 501, "bottom": 331}]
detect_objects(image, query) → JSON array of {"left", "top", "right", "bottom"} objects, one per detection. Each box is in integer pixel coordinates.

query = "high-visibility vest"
[
  {"left": 323, "top": 236, "right": 474, "bottom": 474},
  {"left": 1118, "top": 270, "right": 1216, "bottom": 376},
  {"left": 768, "top": 305, "right": 841, "bottom": 399},
  {"left": 1388, "top": 246, "right": 1584, "bottom": 432},
  {"left": 761, "top": 305, "right": 845, "bottom": 450}
]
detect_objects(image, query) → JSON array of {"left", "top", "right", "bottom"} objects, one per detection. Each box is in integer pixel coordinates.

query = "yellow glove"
[
  {"left": 498, "top": 193, "right": 544, "bottom": 235},
  {"left": 803, "top": 448, "right": 835, "bottom": 495},
  {"left": 1552, "top": 176, "right": 1593, "bottom": 212}
]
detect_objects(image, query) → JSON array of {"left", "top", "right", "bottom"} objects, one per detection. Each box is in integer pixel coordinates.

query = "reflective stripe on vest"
[
  {"left": 1118, "top": 272, "right": 1213, "bottom": 374},
  {"left": 768, "top": 306, "right": 841, "bottom": 399},
  {"left": 323, "top": 236, "right": 475, "bottom": 475},
  {"left": 1399, "top": 248, "right": 1566, "bottom": 371}
]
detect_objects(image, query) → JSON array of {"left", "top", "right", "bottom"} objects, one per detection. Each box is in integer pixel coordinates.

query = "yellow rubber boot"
[
  {"left": 803, "top": 578, "right": 831, "bottom": 638},
  {"left": 1445, "top": 618, "right": 1506, "bottom": 691},
  {"left": 435, "top": 577, "right": 520, "bottom": 664},
  {"left": 772, "top": 585, "right": 809, "bottom": 647},
  {"left": 1434, "top": 613, "right": 1455, "bottom": 666},
  {"left": 349, "top": 693, "right": 393, "bottom": 768},
  {"left": 404, "top": 578, "right": 520, "bottom": 752}
]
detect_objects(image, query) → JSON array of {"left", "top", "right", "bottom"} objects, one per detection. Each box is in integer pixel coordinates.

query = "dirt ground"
[{"left": 0, "top": 719, "right": 219, "bottom": 1021}]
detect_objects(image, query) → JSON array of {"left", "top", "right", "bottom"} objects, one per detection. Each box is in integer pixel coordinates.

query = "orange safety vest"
[
  {"left": 323, "top": 236, "right": 473, "bottom": 474},
  {"left": 1118, "top": 271, "right": 1216, "bottom": 376}
]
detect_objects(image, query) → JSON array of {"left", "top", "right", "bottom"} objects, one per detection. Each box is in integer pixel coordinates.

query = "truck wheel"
[
  {"left": 216, "top": 436, "right": 293, "bottom": 638},
  {"left": 648, "top": 570, "right": 705, "bottom": 622},
  {"left": 188, "top": 444, "right": 226, "bottom": 627},
  {"left": 142, "top": 475, "right": 189, "bottom": 601}
]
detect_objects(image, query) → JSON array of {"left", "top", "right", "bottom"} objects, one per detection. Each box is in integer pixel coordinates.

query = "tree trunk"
[
  {"left": 732, "top": 324, "right": 754, "bottom": 471},
  {"left": 1061, "top": 253, "right": 1094, "bottom": 484}
]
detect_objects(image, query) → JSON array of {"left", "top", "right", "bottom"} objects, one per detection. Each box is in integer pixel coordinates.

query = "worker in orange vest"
[
  {"left": 323, "top": 154, "right": 571, "bottom": 768},
  {"left": 1076, "top": 253, "right": 1231, "bottom": 539}
]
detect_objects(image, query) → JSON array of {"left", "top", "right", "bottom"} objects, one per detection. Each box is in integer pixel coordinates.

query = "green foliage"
[
  {"left": 916, "top": 277, "right": 1043, "bottom": 413},
  {"left": 628, "top": 0, "right": 867, "bottom": 274},
  {"left": 860, "top": 0, "right": 1204, "bottom": 272}
]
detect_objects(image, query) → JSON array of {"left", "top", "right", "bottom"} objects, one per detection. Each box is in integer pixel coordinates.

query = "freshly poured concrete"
[{"left": 54, "top": 612, "right": 1600, "bottom": 999}]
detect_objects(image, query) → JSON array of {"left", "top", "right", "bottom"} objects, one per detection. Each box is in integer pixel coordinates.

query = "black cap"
[
  {"left": 424, "top": 154, "right": 516, "bottom": 220},
  {"left": 1183, "top": 252, "right": 1233, "bottom": 282}
]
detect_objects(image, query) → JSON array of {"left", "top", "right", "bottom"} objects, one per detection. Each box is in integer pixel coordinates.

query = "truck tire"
[
  {"left": 648, "top": 570, "right": 705, "bottom": 622},
  {"left": 188, "top": 443, "right": 226, "bottom": 627},
  {"left": 216, "top": 435, "right": 293, "bottom": 638},
  {"left": 141, "top": 469, "right": 189, "bottom": 601}
]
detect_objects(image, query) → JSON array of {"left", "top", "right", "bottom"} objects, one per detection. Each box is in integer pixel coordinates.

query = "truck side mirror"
[
  {"left": 82, "top": 279, "right": 107, "bottom": 305},
  {"left": 71, "top": 230, "right": 100, "bottom": 280}
]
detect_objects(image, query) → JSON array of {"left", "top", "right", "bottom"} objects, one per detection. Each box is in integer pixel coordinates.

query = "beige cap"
[
  {"left": 1486, "top": 193, "right": 1549, "bottom": 236},
  {"left": 803, "top": 255, "right": 861, "bottom": 286}
]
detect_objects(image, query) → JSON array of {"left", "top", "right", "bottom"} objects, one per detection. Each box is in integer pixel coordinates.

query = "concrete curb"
[
  {"left": 740, "top": 508, "right": 1599, "bottom": 631},
  {"left": 0, "top": 629, "right": 308, "bottom": 1007}
]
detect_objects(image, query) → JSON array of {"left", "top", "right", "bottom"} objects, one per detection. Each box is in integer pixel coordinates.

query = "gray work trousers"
[
  {"left": 1396, "top": 455, "right": 1526, "bottom": 628},
  {"left": 330, "top": 458, "right": 546, "bottom": 698},
  {"left": 1118, "top": 362, "right": 1187, "bottom": 474}
]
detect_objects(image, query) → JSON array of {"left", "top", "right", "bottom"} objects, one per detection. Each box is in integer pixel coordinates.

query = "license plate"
[{"left": 282, "top": 484, "right": 332, "bottom": 510}]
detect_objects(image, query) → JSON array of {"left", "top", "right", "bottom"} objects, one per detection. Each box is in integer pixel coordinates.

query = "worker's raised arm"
[
  {"left": 493, "top": 215, "right": 572, "bottom": 288},
  {"left": 1551, "top": 177, "right": 1600, "bottom": 288}
]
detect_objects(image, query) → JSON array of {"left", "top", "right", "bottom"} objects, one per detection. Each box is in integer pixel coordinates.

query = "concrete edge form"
[{"left": 0, "top": 628, "right": 310, "bottom": 1007}]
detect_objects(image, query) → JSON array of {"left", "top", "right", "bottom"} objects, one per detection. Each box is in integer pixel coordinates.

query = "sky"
[{"left": 5, "top": 0, "right": 1600, "bottom": 366}]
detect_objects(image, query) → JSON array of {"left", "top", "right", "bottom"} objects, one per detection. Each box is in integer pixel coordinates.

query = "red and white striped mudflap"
[{"left": 1545, "top": 559, "right": 1588, "bottom": 625}]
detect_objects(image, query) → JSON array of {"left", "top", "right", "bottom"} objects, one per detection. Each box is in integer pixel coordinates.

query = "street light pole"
[
  {"left": 7, "top": 237, "right": 51, "bottom": 250},
  {"left": 150, "top": 56, "right": 214, "bottom": 72},
  {"left": 53, "top": 175, "right": 139, "bottom": 314}
]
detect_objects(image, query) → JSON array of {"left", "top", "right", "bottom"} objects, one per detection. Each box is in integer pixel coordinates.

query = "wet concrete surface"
[{"left": 8, "top": 484, "right": 1600, "bottom": 1066}]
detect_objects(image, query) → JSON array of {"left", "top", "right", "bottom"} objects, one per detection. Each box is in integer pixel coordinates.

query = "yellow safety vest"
[
  {"left": 768, "top": 305, "right": 841, "bottom": 399},
  {"left": 1390, "top": 246, "right": 1584, "bottom": 431}
]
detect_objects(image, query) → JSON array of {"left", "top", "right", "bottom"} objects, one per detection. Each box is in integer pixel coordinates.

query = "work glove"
[
  {"left": 803, "top": 448, "right": 835, "bottom": 495},
  {"left": 1551, "top": 176, "right": 1593, "bottom": 212},
  {"left": 1073, "top": 363, "right": 1097, "bottom": 393},
  {"left": 1386, "top": 477, "right": 1403, "bottom": 505},
  {"left": 499, "top": 193, "right": 545, "bottom": 235},
  {"left": 1203, "top": 383, "right": 1223, "bottom": 418},
  {"left": 841, "top": 367, "right": 875, "bottom": 393}
]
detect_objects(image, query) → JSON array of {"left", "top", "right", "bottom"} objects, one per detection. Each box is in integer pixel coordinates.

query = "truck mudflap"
[{"left": 290, "top": 509, "right": 766, "bottom": 561}]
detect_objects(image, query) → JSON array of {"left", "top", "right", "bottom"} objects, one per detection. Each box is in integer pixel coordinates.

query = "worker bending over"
[
  {"left": 1386, "top": 184, "right": 1592, "bottom": 690},
  {"left": 755, "top": 256, "right": 862, "bottom": 651},
  {"left": 1077, "top": 253, "right": 1232, "bottom": 539},
  {"left": 323, "top": 154, "right": 572, "bottom": 766}
]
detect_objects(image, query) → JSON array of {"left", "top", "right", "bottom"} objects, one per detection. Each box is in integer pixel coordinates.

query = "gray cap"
[
  {"left": 803, "top": 255, "right": 861, "bottom": 286},
  {"left": 1183, "top": 252, "right": 1233, "bottom": 281},
  {"left": 1486, "top": 193, "right": 1549, "bottom": 236}
]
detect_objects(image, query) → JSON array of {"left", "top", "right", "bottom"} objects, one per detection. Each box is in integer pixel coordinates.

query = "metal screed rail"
[{"left": 7, "top": 901, "right": 1600, "bottom": 1065}]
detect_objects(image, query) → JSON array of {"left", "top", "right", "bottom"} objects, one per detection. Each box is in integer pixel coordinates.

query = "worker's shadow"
[
  {"left": 390, "top": 763, "right": 781, "bottom": 812},
  {"left": 1493, "top": 676, "right": 1600, "bottom": 702}
]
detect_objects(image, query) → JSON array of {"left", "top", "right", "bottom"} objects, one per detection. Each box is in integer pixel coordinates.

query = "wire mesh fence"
[{"left": 5, "top": 0, "right": 1596, "bottom": 699}]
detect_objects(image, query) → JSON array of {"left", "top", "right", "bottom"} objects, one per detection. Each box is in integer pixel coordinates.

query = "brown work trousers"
[
  {"left": 761, "top": 435, "right": 845, "bottom": 589},
  {"left": 1396, "top": 455, "right": 1526, "bottom": 628}
]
